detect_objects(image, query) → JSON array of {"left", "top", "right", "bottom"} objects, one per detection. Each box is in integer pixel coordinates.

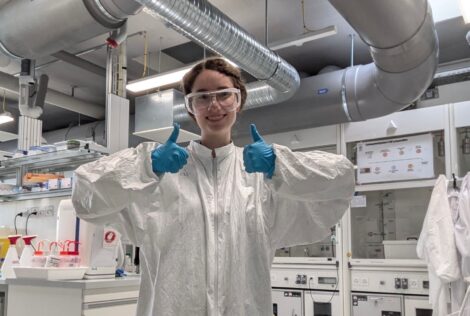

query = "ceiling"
[{"left": 1, "top": 0, "right": 470, "bottom": 136}]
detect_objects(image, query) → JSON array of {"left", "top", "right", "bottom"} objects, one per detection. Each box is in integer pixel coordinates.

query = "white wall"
[{"left": 0, "top": 196, "right": 68, "bottom": 241}]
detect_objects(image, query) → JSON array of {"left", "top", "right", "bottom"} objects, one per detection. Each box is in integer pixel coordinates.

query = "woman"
[{"left": 72, "top": 57, "right": 355, "bottom": 316}]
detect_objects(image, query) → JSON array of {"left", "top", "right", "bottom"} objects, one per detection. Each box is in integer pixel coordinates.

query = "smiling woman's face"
[{"left": 191, "top": 69, "right": 239, "bottom": 139}]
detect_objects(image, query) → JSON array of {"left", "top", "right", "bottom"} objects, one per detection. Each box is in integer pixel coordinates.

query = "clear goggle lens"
[{"left": 185, "top": 88, "right": 241, "bottom": 116}]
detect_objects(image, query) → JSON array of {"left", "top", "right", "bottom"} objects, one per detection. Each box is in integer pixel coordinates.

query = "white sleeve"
[
  {"left": 265, "top": 144, "right": 355, "bottom": 250},
  {"left": 72, "top": 142, "right": 159, "bottom": 221}
]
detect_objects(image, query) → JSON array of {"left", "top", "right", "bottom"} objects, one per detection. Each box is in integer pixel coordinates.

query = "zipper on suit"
[{"left": 212, "top": 149, "right": 219, "bottom": 315}]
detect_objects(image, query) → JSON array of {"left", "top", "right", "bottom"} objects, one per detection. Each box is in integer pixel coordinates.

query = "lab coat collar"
[{"left": 189, "top": 140, "right": 235, "bottom": 159}]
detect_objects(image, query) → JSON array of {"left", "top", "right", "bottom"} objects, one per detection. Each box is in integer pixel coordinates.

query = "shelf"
[
  {"left": 0, "top": 189, "right": 72, "bottom": 202},
  {"left": 0, "top": 149, "right": 102, "bottom": 176},
  {"left": 355, "top": 179, "right": 437, "bottom": 192}
]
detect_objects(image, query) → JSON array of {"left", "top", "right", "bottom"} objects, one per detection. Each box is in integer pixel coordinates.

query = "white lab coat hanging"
[{"left": 417, "top": 175, "right": 461, "bottom": 316}]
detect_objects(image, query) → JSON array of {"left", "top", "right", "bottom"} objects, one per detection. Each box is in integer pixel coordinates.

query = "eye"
[
  {"left": 193, "top": 95, "right": 210, "bottom": 103},
  {"left": 218, "top": 92, "right": 231, "bottom": 99}
]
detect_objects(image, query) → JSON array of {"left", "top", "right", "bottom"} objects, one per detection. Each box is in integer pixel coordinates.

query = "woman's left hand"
[{"left": 243, "top": 124, "right": 276, "bottom": 178}]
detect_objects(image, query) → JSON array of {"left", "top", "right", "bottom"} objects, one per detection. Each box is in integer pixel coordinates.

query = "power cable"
[
  {"left": 25, "top": 211, "right": 37, "bottom": 235},
  {"left": 301, "top": 0, "right": 318, "bottom": 33},
  {"left": 14, "top": 212, "right": 23, "bottom": 234},
  {"left": 142, "top": 31, "right": 149, "bottom": 77}
]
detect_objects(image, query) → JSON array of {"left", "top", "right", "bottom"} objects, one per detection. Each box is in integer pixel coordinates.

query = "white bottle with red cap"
[
  {"left": 19, "top": 235, "right": 37, "bottom": 267},
  {"left": 1, "top": 235, "right": 21, "bottom": 279}
]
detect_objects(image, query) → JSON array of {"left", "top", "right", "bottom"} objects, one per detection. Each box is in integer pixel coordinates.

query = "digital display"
[{"left": 318, "top": 277, "right": 337, "bottom": 285}]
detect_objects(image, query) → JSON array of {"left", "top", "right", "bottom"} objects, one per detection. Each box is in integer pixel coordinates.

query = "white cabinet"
[{"left": 6, "top": 277, "right": 140, "bottom": 316}]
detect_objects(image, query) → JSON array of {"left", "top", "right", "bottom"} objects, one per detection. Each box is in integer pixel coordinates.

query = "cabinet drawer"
[{"left": 454, "top": 101, "right": 470, "bottom": 128}]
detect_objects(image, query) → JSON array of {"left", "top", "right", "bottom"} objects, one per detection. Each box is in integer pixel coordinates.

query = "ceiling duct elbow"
[
  {"left": 0, "top": 0, "right": 143, "bottom": 59},
  {"left": 337, "top": 1, "right": 439, "bottom": 122},
  {"left": 231, "top": 0, "right": 440, "bottom": 137}
]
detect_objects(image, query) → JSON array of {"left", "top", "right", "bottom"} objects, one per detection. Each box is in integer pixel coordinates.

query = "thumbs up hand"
[
  {"left": 151, "top": 123, "right": 189, "bottom": 174},
  {"left": 243, "top": 124, "right": 276, "bottom": 179}
]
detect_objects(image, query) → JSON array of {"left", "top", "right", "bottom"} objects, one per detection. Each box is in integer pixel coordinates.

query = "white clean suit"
[
  {"left": 72, "top": 141, "right": 355, "bottom": 316},
  {"left": 417, "top": 175, "right": 461, "bottom": 316},
  {"left": 456, "top": 172, "right": 470, "bottom": 279}
]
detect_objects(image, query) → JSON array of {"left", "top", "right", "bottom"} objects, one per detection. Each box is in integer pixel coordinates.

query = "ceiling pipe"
[
  {"left": 0, "top": 71, "right": 105, "bottom": 119},
  {"left": 135, "top": 0, "right": 437, "bottom": 134},
  {"left": 226, "top": 0, "right": 439, "bottom": 138},
  {"left": 51, "top": 51, "right": 107, "bottom": 77},
  {"left": 0, "top": 0, "right": 143, "bottom": 59},
  {"left": 135, "top": 0, "right": 300, "bottom": 108}
]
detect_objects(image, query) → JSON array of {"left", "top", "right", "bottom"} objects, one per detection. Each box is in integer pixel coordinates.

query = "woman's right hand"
[{"left": 151, "top": 123, "right": 189, "bottom": 174}]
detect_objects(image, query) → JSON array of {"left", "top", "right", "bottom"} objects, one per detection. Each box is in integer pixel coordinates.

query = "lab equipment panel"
[
  {"left": 352, "top": 292, "right": 403, "bottom": 316},
  {"left": 271, "top": 265, "right": 339, "bottom": 291},
  {"left": 272, "top": 289, "right": 303, "bottom": 316},
  {"left": 304, "top": 290, "right": 341, "bottom": 316},
  {"left": 351, "top": 270, "right": 429, "bottom": 295}
]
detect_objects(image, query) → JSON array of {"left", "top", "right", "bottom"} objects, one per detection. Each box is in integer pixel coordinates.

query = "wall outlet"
[
  {"left": 37, "top": 205, "right": 54, "bottom": 217},
  {"left": 24, "top": 205, "right": 54, "bottom": 217},
  {"left": 24, "top": 207, "right": 39, "bottom": 216}
]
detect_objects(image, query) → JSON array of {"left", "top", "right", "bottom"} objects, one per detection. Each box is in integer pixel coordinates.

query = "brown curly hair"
[{"left": 182, "top": 57, "right": 247, "bottom": 112}]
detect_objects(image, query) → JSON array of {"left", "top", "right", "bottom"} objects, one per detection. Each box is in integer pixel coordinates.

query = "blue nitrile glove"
[
  {"left": 151, "top": 123, "right": 189, "bottom": 174},
  {"left": 243, "top": 124, "right": 276, "bottom": 179}
]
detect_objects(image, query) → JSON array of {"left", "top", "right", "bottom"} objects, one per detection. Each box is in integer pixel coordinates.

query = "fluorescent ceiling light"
[
  {"left": 127, "top": 66, "right": 193, "bottom": 93},
  {"left": 460, "top": 0, "right": 470, "bottom": 23},
  {"left": 0, "top": 112, "right": 13, "bottom": 124},
  {"left": 269, "top": 25, "right": 337, "bottom": 51},
  {"left": 127, "top": 58, "right": 239, "bottom": 93}
]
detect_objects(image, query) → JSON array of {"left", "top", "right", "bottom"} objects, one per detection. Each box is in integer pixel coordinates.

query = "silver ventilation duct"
[
  {"left": 0, "top": 0, "right": 143, "bottom": 59},
  {"left": 225, "top": 0, "right": 439, "bottom": 138},
  {"left": 135, "top": 0, "right": 300, "bottom": 106},
  {"left": 155, "top": 0, "right": 437, "bottom": 136}
]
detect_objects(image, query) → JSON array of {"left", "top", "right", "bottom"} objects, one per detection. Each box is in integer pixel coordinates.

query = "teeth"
[{"left": 208, "top": 115, "right": 224, "bottom": 121}]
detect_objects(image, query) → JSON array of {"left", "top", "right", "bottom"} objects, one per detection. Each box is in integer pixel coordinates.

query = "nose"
[{"left": 207, "top": 95, "right": 222, "bottom": 112}]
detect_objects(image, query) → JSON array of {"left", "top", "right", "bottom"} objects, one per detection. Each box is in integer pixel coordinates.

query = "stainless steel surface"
[
  {"left": 99, "top": 0, "right": 144, "bottom": 19},
  {"left": 0, "top": 148, "right": 102, "bottom": 169},
  {"left": 0, "top": 189, "right": 73, "bottom": 202},
  {"left": 136, "top": 90, "right": 184, "bottom": 133},
  {"left": 0, "top": 0, "right": 142, "bottom": 59}
]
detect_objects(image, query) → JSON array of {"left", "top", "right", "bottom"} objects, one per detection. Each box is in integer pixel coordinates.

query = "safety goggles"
[{"left": 184, "top": 88, "right": 241, "bottom": 116}]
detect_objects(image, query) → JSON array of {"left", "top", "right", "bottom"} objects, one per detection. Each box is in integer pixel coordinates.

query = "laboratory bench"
[{"left": 5, "top": 275, "right": 141, "bottom": 316}]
